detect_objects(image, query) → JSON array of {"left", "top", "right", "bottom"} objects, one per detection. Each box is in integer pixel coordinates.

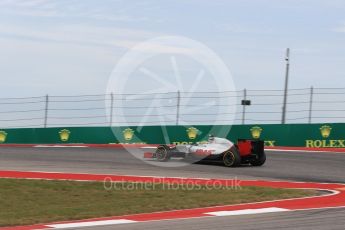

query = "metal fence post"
[
  {"left": 176, "top": 91, "right": 181, "bottom": 126},
  {"left": 110, "top": 93, "right": 114, "bottom": 127},
  {"left": 282, "top": 48, "right": 290, "bottom": 124},
  {"left": 44, "top": 94, "right": 49, "bottom": 128},
  {"left": 242, "top": 88, "right": 247, "bottom": 124},
  {"left": 308, "top": 86, "right": 314, "bottom": 124}
]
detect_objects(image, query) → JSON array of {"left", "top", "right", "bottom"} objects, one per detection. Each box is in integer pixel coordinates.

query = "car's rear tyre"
[
  {"left": 250, "top": 151, "right": 266, "bottom": 166},
  {"left": 155, "top": 145, "right": 171, "bottom": 162},
  {"left": 222, "top": 147, "right": 241, "bottom": 167}
]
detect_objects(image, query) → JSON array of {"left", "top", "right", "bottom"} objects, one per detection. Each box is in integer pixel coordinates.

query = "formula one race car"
[{"left": 144, "top": 135, "right": 266, "bottom": 167}]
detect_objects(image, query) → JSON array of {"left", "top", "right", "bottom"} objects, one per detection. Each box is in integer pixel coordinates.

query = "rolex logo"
[
  {"left": 59, "top": 129, "right": 71, "bottom": 142},
  {"left": 320, "top": 125, "right": 332, "bottom": 138},
  {"left": 123, "top": 128, "right": 134, "bottom": 141},
  {"left": 250, "top": 126, "right": 262, "bottom": 139},
  {"left": 0, "top": 131, "right": 7, "bottom": 143},
  {"left": 186, "top": 127, "right": 199, "bottom": 140}
]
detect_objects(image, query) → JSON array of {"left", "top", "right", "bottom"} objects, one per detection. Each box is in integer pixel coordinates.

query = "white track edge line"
[{"left": 47, "top": 219, "right": 137, "bottom": 229}]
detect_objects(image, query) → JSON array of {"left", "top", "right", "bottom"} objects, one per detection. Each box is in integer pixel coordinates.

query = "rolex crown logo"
[
  {"left": 0, "top": 131, "right": 8, "bottom": 143},
  {"left": 320, "top": 125, "right": 332, "bottom": 138},
  {"left": 250, "top": 126, "right": 262, "bottom": 139},
  {"left": 123, "top": 128, "right": 134, "bottom": 141},
  {"left": 59, "top": 129, "right": 71, "bottom": 142},
  {"left": 186, "top": 127, "right": 199, "bottom": 140}
]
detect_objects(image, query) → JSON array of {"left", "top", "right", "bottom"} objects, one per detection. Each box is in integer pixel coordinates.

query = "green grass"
[{"left": 0, "top": 178, "right": 317, "bottom": 226}]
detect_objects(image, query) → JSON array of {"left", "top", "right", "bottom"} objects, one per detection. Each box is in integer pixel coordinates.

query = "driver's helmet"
[{"left": 208, "top": 134, "right": 215, "bottom": 142}]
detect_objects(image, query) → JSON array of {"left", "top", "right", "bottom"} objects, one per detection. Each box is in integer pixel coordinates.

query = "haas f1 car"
[{"left": 144, "top": 136, "right": 266, "bottom": 167}]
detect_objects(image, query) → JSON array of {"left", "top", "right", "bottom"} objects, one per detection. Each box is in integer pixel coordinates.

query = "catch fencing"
[{"left": 0, "top": 87, "right": 344, "bottom": 128}]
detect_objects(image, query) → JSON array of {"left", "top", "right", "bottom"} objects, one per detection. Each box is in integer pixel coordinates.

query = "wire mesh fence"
[{"left": 0, "top": 87, "right": 344, "bottom": 128}]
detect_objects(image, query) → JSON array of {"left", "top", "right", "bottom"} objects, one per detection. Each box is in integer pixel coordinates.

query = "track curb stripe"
[
  {"left": 265, "top": 146, "right": 345, "bottom": 153},
  {"left": 1, "top": 170, "right": 345, "bottom": 229}
]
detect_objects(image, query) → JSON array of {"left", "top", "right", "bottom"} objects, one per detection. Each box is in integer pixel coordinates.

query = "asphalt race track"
[
  {"left": 0, "top": 147, "right": 344, "bottom": 183},
  {"left": 0, "top": 147, "right": 345, "bottom": 229},
  {"left": 79, "top": 208, "right": 345, "bottom": 230}
]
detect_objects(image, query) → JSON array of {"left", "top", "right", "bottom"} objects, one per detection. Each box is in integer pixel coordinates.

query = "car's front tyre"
[{"left": 155, "top": 145, "right": 171, "bottom": 162}]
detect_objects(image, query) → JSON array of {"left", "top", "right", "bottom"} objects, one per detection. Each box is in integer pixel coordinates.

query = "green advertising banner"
[{"left": 0, "top": 123, "right": 344, "bottom": 147}]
